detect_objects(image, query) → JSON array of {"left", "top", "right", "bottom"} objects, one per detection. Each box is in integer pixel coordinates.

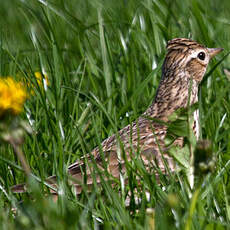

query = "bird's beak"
[{"left": 208, "top": 48, "right": 224, "bottom": 58}]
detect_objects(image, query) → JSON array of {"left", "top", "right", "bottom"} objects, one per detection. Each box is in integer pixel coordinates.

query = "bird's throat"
[{"left": 144, "top": 78, "right": 199, "bottom": 122}]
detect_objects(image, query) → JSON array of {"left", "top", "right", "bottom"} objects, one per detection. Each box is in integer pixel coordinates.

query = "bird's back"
[{"left": 63, "top": 115, "right": 177, "bottom": 194}]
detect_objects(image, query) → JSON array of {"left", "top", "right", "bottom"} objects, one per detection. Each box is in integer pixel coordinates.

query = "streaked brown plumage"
[{"left": 12, "top": 38, "right": 223, "bottom": 194}]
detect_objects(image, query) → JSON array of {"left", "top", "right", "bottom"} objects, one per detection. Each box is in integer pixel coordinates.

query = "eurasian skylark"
[{"left": 13, "top": 38, "right": 223, "bottom": 194}]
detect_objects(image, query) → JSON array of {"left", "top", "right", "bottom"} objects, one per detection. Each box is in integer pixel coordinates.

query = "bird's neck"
[{"left": 144, "top": 77, "right": 199, "bottom": 121}]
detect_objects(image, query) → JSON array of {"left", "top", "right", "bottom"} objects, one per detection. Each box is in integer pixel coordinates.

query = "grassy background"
[{"left": 0, "top": 0, "right": 230, "bottom": 229}]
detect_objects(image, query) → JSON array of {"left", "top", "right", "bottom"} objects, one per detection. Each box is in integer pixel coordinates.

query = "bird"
[{"left": 12, "top": 38, "right": 223, "bottom": 195}]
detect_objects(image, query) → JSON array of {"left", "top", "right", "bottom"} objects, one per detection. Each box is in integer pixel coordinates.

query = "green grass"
[{"left": 0, "top": 0, "right": 230, "bottom": 229}]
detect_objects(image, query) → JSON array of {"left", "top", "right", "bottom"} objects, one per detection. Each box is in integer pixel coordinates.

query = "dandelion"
[
  {"left": 34, "top": 72, "right": 49, "bottom": 90},
  {"left": 25, "top": 72, "right": 49, "bottom": 94},
  {"left": 0, "top": 77, "right": 27, "bottom": 117},
  {"left": 0, "top": 77, "right": 30, "bottom": 175}
]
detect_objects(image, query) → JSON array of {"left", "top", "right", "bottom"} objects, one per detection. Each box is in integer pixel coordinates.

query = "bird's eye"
[{"left": 197, "top": 52, "right": 206, "bottom": 60}]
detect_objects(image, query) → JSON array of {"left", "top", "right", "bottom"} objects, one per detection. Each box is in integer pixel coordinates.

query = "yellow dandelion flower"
[
  {"left": 25, "top": 72, "right": 49, "bottom": 95},
  {"left": 0, "top": 77, "right": 27, "bottom": 116},
  {"left": 34, "top": 72, "right": 49, "bottom": 88}
]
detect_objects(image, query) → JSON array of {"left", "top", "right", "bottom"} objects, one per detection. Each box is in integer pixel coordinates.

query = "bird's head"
[{"left": 162, "top": 38, "right": 223, "bottom": 82}]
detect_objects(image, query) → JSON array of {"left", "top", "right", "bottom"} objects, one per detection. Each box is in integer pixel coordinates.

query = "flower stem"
[{"left": 9, "top": 139, "right": 31, "bottom": 176}]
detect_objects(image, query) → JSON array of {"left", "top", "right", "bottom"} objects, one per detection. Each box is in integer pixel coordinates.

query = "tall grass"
[{"left": 0, "top": 0, "right": 230, "bottom": 229}]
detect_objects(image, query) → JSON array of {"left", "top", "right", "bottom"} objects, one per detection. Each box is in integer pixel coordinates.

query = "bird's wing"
[{"left": 11, "top": 118, "right": 175, "bottom": 194}]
